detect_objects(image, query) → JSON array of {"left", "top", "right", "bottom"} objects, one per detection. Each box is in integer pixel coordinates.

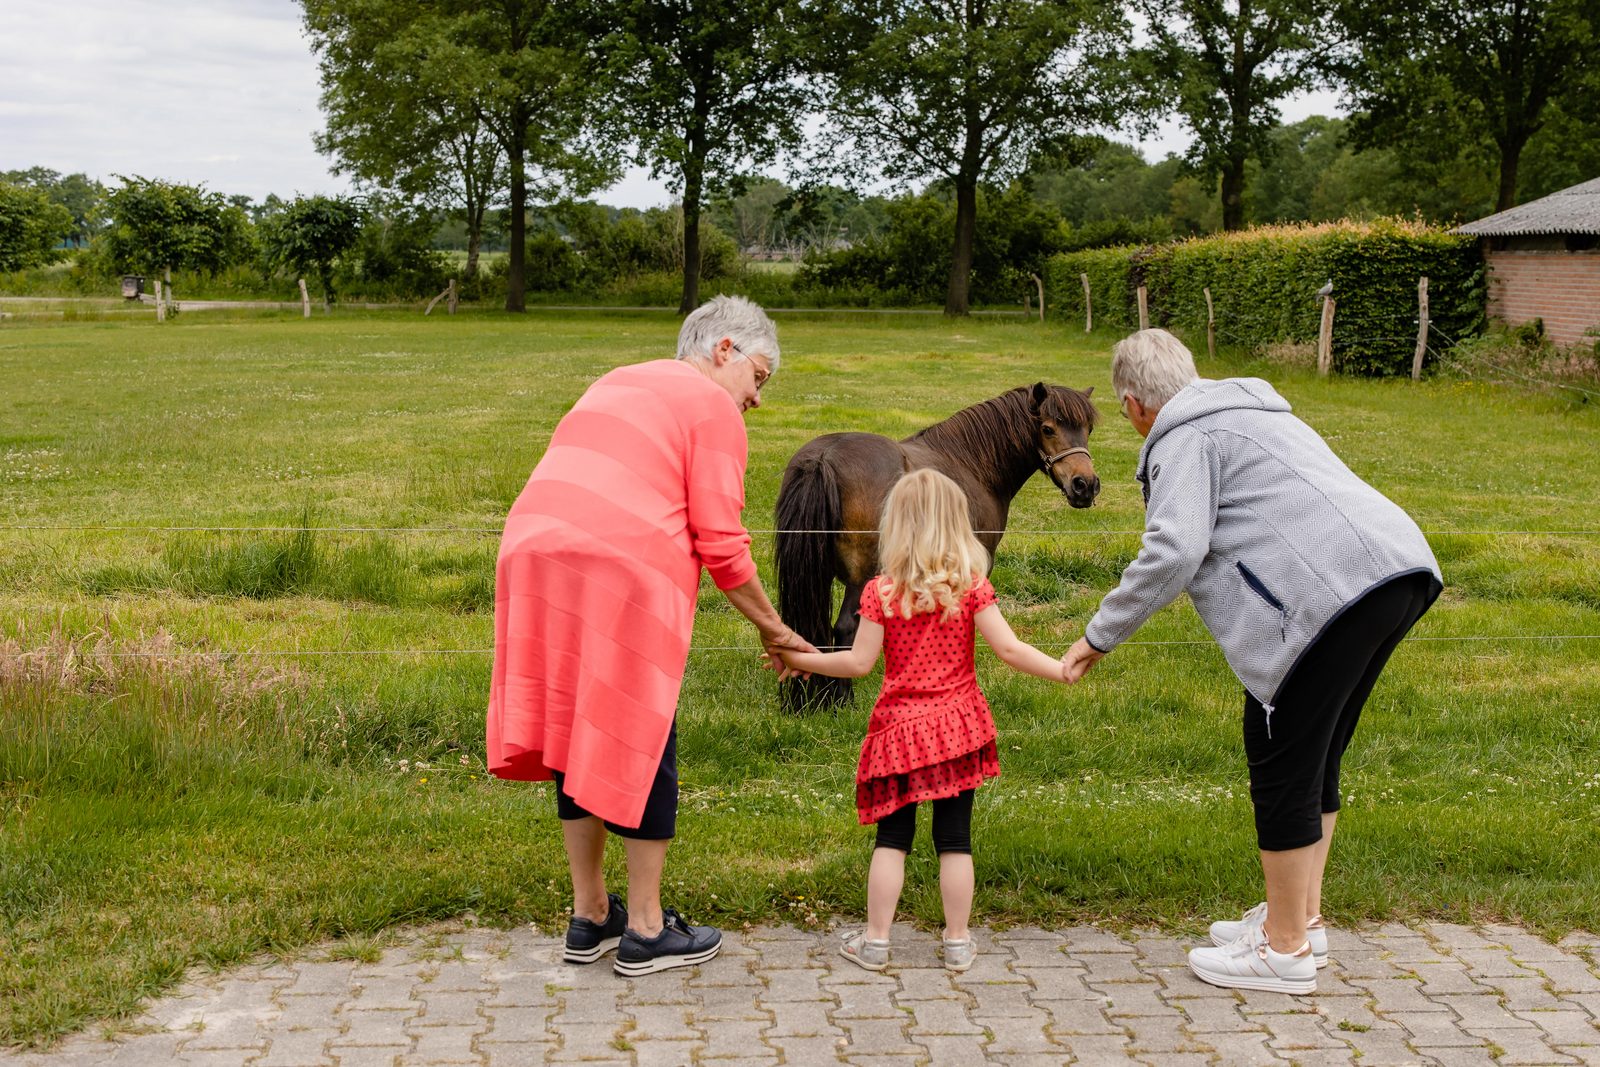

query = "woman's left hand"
[{"left": 1061, "top": 636, "right": 1105, "bottom": 684}]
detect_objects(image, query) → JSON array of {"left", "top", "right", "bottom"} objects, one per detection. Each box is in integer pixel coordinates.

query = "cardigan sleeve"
[{"left": 683, "top": 403, "right": 757, "bottom": 590}]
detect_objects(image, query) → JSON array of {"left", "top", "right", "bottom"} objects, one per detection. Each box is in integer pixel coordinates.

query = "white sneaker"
[
  {"left": 1188, "top": 930, "right": 1317, "bottom": 994},
  {"left": 1209, "top": 902, "right": 1329, "bottom": 969}
]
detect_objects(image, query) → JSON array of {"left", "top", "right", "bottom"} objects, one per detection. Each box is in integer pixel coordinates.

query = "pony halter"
[{"left": 1039, "top": 446, "right": 1092, "bottom": 488}]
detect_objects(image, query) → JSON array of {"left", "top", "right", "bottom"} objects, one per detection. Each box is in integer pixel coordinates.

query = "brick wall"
[{"left": 1484, "top": 248, "right": 1600, "bottom": 347}]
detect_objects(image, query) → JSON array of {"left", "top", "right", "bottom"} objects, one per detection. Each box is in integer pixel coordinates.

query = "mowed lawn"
[{"left": 3, "top": 309, "right": 1599, "bottom": 1045}]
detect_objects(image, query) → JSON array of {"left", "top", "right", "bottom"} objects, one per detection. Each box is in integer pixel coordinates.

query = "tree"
[
  {"left": 1335, "top": 0, "right": 1599, "bottom": 212},
  {"left": 101, "top": 178, "right": 253, "bottom": 306},
  {"left": 304, "top": 0, "right": 507, "bottom": 281},
  {"left": 819, "top": 0, "right": 1131, "bottom": 315},
  {"left": 262, "top": 195, "right": 363, "bottom": 307},
  {"left": 591, "top": 0, "right": 810, "bottom": 313},
  {"left": 1136, "top": 0, "right": 1323, "bottom": 231},
  {"left": 1, "top": 168, "right": 107, "bottom": 247},
  {"left": 0, "top": 183, "right": 74, "bottom": 271},
  {"left": 301, "top": 0, "right": 612, "bottom": 312}
]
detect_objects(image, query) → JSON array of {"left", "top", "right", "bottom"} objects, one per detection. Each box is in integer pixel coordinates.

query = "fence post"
[
  {"left": 1317, "top": 293, "right": 1336, "bottom": 376},
  {"left": 298, "top": 278, "right": 311, "bottom": 318},
  {"left": 1204, "top": 287, "right": 1216, "bottom": 362},
  {"left": 1137, "top": 285, "right": 1149, "bottom": 331},
  {"left": 447, "top": 278, "right": 459, "bottom": 315},
  {"left": 1080, "top": 273, "right": 1092, "bottom": 332},
  {"left": 1028, "top": 272, "right": 1044, "bottom": 322},
  {"left": 1412, "top": 275, "right": 1430, "bottom": 381}
]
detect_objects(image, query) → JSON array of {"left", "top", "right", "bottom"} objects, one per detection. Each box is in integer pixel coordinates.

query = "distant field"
[{"left": 2, "top": 309, "right": 1598, "bottom": 1045}]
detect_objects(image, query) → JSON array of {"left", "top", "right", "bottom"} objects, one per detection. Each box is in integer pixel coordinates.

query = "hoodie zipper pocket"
[{"left": 1237, "top": 561, "right": 1289, "bottom": 642}]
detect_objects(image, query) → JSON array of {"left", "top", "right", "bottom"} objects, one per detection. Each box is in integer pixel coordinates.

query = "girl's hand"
[{"left": 1061, "top": 637, "right": 1104, "bottom": 684}]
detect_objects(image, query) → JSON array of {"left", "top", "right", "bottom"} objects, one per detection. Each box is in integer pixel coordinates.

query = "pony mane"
[{"left": 906, "top": 385, "right": 1098, "bottom": 470}]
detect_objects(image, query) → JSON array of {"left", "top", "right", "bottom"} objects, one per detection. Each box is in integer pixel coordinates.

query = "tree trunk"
[
  {"left": 1495, "top": 134, "right": 1527, "bottom": 212},
  {"left": 505, "top": 132, "right": 527, "bottom": 313},
  {"left": 945, "top": 178, "right": 978, "bottom": 316},
  {"left": 679, "top": 184, "right": 703, "bottom": 315},
  {"left": 1221, "top": 154, "right": 1247, "bottom": 231},
  {"left": 465, "top": 202, "right": 484, "bottom": 280}
]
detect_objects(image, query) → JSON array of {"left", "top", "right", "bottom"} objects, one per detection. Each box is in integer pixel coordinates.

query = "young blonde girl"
[{"left": 776, "top": 468, "right": 1068, "bottom": 971}]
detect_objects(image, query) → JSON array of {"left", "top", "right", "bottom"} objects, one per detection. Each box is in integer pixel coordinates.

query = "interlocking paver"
[{"left": 16, "top": 922, "right": 1600, "bottom": 1066}]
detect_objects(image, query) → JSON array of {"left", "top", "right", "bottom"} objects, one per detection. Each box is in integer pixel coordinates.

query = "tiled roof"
[{"left": 1454, "top": 177, "right": 1600, "bottom": 236}]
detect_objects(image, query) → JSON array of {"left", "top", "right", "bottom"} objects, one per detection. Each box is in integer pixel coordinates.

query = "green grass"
[{"left": 3, "top": 308, "right": 1599, "bottom": 1045}]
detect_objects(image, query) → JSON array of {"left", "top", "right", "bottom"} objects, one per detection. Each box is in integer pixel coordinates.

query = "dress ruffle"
[
  {"left": 856, "top": 744, "right": 1000, "bottom": 824},
  {"left": 857, "top": 690, "right": 997, "bottom": 780}
]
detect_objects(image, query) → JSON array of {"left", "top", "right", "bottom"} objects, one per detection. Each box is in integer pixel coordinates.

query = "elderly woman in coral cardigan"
[{"left": 487, "top": 295, "right": 813, "bottom": 976}]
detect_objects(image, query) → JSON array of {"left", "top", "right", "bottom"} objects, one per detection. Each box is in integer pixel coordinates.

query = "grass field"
[{"left": 3, "top": 308, "right": 1599, "bottom": 1046}]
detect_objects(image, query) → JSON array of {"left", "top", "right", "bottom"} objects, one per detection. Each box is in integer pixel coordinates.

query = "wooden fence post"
[
  {"left": 1204, "top": 287, "right": 1216, "bottom": 362},
  {"left": 1412, "top": 275, "right": 1429, "bottom": 381},
  {"left": 1080, "top": 273, "right": 1092, "bottom": 332},
  {"left": 1317, "top": 293, "right": 1336, "bottom": 376},
  {"left": 298, "top": 278, "right": 311, "bottom": 318},
  {"left": 447, "top": 278, "right": 459, "bottom": 315},
  {"left": 1028, "top": 273, "right": 1044, "bottom": 322},
  {"left": 1137, "top": 285, "right": 1149, "bottom": 331}
]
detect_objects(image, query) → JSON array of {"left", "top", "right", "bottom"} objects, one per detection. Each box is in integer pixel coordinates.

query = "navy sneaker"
[
  {"left": 563, "top": 892, "right": 627, "bottom": 964},
  {"left": 612, "top": 909, "right": 722, "bottom": 976}
]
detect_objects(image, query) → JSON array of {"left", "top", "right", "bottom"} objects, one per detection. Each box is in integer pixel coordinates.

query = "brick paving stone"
[
  {"left": 403, "top": 1026, "right": 480, "bottom": 1064},
  {"left": 550, "top": 1021, "right": 631, "bottom": 1062},
  {"left": 271, "top": 995, "right": 346, "bottom": 1030},
  {"left": 1308, "top": 969, "right": 1367, "bottom": 997},
  {"left": 1339, "top": 1028, "right": 1442, "bottom": 1066},
  {"left": 1387, "top": 1011, "right": 1490, "bottom": 1047},
  {"left": 349, "top": 978, "right": 423, "bottom": 1012},
  {"left": 1052, "top": 1034, "right": 1133, "bottom": 1066},
  {"left": 697, "top": 1020, "right": 775, "bottom": 1060},
  {"left": 423, "top": 965, "right": 493, "bottom": 994},
  {"left": 255, "top": 1029, "right": 341, "bottom": 1066},
  {"left": 1410, "top": 1049, "right": 1499, "bottom": 1067},
  {"left": 1333, "top": 951, "right": 1410, "bottom": 981},
  {"left": 949, "top": 954, "right": 1024, "bottom": 985},
  {"left": 1351, "top": 977, "right": 1448, "bottom": 1013},
  {"left": 765, "top": 999, "right": 844, "bottom": 1038},
  {"left": 1516, "top": 1010, "right": 1600, "bottom": 1045},
  {"left": 757, "top": 969, "right": 830, "bottom": 1003},
  {"left": 1437, "top": 994, "right": 1539, "bottom": 1028},
  {"left": 330, "top": 1048, "right": 404, "bottom": 1067},
  {"left": 1411, "top": 960, "right": 1484, "bottom": 995},
  {"left": 1558, "top": 1048, "right": 1600, "bottom": 1066},
  {"left": 1571, "top": 994, "right": 1600, "bottom": 1022},
  {"left": 1462, "top": 1026, "right": 1577, "bottom": 1064},
  {"left": 172, "top": 1052, "right": 268, "bottom": 1067},
  {"left": 1132, "top": 1053, "right": 1212, "bottom": 1067},
  {"left": 987, "top": 1055, "right": 1071, "bottom": 1067},
  {"left": 1003, "top": 940, "right": 1074, "bottom": 968},
  {"left": 691, "top": 984, "right": 774, "bottom": 1021},
  {"left": 1015, "top": 968, "right": 1099, "bottom": 1001},
  {"left": 764, "top": 1034, "right": 847, "bottom": 1063},
  {"left": 1076, "top": 956, "right": 1145, "bottom": 984},
  {"left": 1541, "top": 962, "right": 1600, "bottom": 994},
  {"left": 905, "top": 999, "right": 984, "bottom": 1036},
  {"left": 478, "top": 1005, "right": 557, "bottom": 1044},
  {"left": 550, "top": 995, "right": 622, "bottom": 1026},
  {"left": 1186, "top": 1031, "right": 1286, "bottom": 1065},
  {"left": 1311, "top": 995, "right": 1394, "bottom": 1034},
  {"left": 892, "top": 970, "right": 960, "bottom": 1002},
  {"left": 1121, "top": 1016, "right": 1197, "bottom": 1054},
  {"left": 330, "top": 1011, "right": 416, "bottom": 1047},
  {"left": 1038, "top": 1000, "right": 1122, "bottom": 1035},
  {"left": 631, "top": 1038, "right": 705, "bottom": 1066},
  {"left": 1173, "top": 996, "right": 1263, "bottom": 1033},
  {"left": 1129, "top": 936, "right": 1188, "bottom": 969},
  {"left": 833, "top": 1016, "right": 920, "bottom": 1055},
  {"left": 620, "top": 972, "right": 700, "bottom": 1007},
  {"left": 413, "top": 992, "right": 484, "bottom": 1028},
  {"left": 970, "top": 1014, "right": 1058, "bottom": 1055},
  {"left": 743, "top": 939, "right": 815, "bottom": 970},
  {"left": 1257, "top": 1012, "right": 1348, "bottom": 1051},
  {"left": 627, "top": 1004, "right": 700, "bottom": 1041},
  {"left": 917, "top": 1034, "right": 991, "bottom": 1063},
  {"left": 952, "top": 985, "right": 1036, "bottom": 1019},
  {"left": 1060, "top": 929, "right": 1136, "bottom": 955},
  {"left": 1487, "top": 927, "right": 1580, "bottom": 964},
  {"left": 286, "top": 966, "right": 361, "bottom": 999},
  {"left": 1430, "top": 924, "right": 1503, "bottom": 953},
  {"left": 1100, "top": 984, "right": 1178, "bottom": 1019},
  {"left": 1455, "top": 948, "right": 1540, "bottom": 978}
]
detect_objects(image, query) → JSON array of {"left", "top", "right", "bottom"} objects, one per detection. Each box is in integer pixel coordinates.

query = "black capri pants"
[
  {"left": 873, "top": 788, "right": 976, "bottom": 854},
  {"left": 551, "top": 721, "right": 679, "bottom": 840},
  {"left": 1245, "top": 571, "right": 1436, "bottom": 851}
]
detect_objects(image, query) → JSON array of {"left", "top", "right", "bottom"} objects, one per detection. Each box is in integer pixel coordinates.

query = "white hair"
[
  {"left": 1111, "top": 329, "right": 1199, "bottom": 409},
  {"left": 676, "top": 294, "right": 781, "bottom": 372}
]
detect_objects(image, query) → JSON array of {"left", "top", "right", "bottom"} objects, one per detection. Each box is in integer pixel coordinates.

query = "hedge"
[{"left": 1044, "top": 220, "right": 1485, "bottom": 376}]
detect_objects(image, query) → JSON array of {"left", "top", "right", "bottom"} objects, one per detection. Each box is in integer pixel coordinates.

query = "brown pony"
[{"left": 775, "top": 382, "right": 1100, "bottom": 708}]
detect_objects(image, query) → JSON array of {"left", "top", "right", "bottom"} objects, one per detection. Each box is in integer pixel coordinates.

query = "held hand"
[
  {"left": 761, "top": 627, "right": 817, "bottom": 681},
  {"left": 1061, "top": 637, "right": 1105, "bottom": 684}
]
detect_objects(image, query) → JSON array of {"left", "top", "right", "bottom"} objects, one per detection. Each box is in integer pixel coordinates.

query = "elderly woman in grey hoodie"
[{"left": 1062, "top": 329, "right": 1441, "bottom": 995}]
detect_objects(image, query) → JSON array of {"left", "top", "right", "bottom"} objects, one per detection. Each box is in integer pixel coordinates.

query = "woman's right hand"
[{"left": 760, "top": 626, "right": 816, "bottom": 681}]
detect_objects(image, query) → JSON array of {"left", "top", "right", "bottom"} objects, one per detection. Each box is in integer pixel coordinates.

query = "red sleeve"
[
  {"left": 968, "top": 576, "right": 997, "bottom": 614},
  {"left": 684, "top": 403, "right": 757, "bottom": 590},
  {"left": 859, "top": 577, "right": 886, "bottom": 624}
]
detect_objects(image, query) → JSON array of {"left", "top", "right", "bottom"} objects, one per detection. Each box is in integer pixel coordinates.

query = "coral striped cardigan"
[{"left": 486, "top": 359, "right": 757, "bottom": 829}]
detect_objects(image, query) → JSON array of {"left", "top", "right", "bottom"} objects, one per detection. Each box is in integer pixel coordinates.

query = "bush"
[
  {"left": 1045, "top": 220, "right": 1485, "bottom": 377},
  {"left": 0, "top": 183, "right": 73, "bottom": 272}
]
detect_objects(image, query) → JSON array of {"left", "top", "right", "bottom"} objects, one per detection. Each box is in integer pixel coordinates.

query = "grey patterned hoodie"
[{"left": 1084, "top": 378, "right": 1441, "bottom": 723}]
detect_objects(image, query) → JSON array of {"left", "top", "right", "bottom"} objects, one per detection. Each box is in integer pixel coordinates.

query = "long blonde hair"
[{"left": 876, "top": 469, "right": 989, "bottom": 620}]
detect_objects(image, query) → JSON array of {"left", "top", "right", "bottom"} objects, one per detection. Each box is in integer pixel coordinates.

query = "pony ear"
[
  {"left": 1083, "top": 385, "right": 1094, "bottom": 397},
  {"left": 1030, "top": 382, "right": 1048, "bottom": 410}
]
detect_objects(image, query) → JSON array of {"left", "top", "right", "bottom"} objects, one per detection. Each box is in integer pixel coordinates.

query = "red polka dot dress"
[{"left": 854, "top": 575, "right": 1000, "bottom": 824}]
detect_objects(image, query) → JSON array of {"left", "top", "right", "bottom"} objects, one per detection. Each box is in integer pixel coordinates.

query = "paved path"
[{"left": 9, "top": 922, "right": 1600, "bottom": 1066}]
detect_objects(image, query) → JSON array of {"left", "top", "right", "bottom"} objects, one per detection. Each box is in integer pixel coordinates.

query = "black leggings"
[
  {"left": 873, "top": 789, "right": 975, "bottom": 854},
  {"left": 1245, "top": 572, "right": 1436, "bottom": 851}
]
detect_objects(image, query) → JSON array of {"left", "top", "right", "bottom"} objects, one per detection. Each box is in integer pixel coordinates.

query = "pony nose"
[{"left": 1071, "top": 474, "right": 1092, "bottom": 497}]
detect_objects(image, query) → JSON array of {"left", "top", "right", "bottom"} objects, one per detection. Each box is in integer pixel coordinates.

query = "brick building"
[{"left": 1455, "top": 177, "right": 1600, "bottom": 347}]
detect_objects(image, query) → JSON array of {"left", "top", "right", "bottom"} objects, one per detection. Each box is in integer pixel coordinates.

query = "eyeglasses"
[{"left": 732, "top": 350, "right": 771, "bottom": 391}]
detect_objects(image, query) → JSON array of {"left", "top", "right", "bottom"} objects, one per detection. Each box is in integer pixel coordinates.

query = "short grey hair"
[
  {"left": 1111, "top": 329, "right": 1199, "bottom": 409},
  {"left": 676, "top": 294, "right": 781, "bottom": 372}
]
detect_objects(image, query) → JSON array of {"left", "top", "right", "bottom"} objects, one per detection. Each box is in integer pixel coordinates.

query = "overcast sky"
[{"left": 4, "top": 0, "right": 1342, "bottom": 209}]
